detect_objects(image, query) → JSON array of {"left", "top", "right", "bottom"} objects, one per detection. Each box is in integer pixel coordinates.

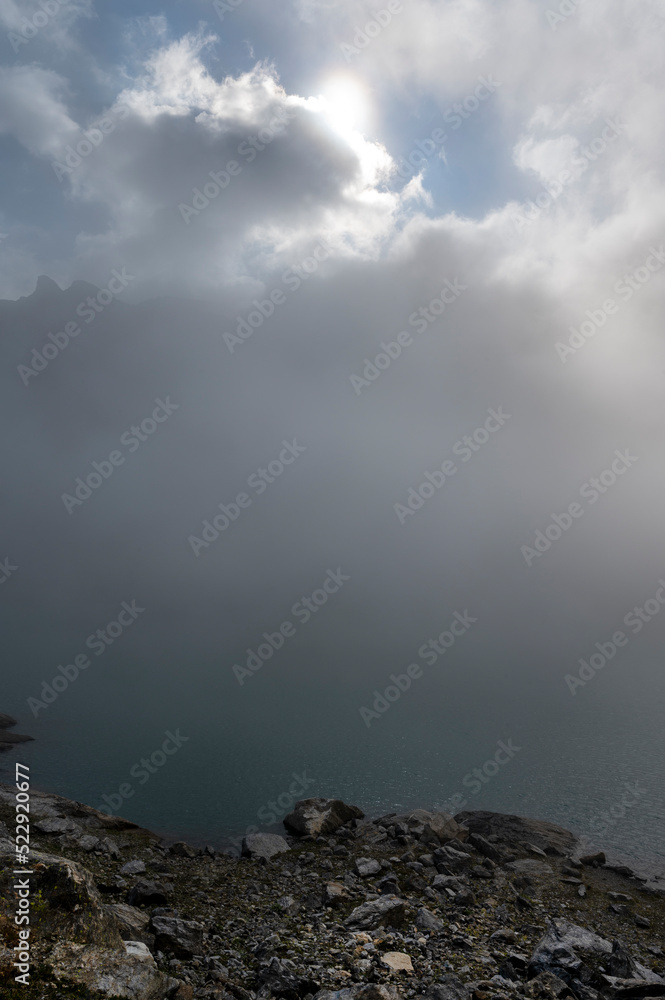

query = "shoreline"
[{"left": 0, "top": 787, "right": 664, "bottom": 1000}]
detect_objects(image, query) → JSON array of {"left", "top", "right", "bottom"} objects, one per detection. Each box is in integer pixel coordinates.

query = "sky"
[{"left": 1, "top": 0, "right": 665, "bottom": 853}]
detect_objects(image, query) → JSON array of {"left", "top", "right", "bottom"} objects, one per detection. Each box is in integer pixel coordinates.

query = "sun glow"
[{"left": 318, "top": 75, "right": 372, "bottom": 136}]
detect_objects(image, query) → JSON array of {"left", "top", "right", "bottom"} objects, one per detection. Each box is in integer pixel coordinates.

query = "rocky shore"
[
  {"left": 0, "top": 714, "right": 33, "bottom": 752},
  {"left": 0, "top": 786, "right": 663, "bottom": 1000}
]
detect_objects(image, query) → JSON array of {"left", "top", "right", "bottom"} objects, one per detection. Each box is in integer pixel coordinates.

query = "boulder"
[
  {"left": 35, "top": 817, "right": 81, "bottom": 835},
  {"left": 149, "top": 914, "right": 204, "bottom": 958},
  {"left": 284, "top": 798, "right": 364, "bottom": 837},
  {"left": 106, "top": 902, "right": 152, "bottom": 944},
  {"left": 344, "top": 895, "right": 406, "bottom": 930},
  {"left": 468, "top": 832, "right": 503, "bottom": 863},
  {"left": 47, "top": 939, "right": 174, "bottom": 999},
  {"left": 355, "top": 857, "right": 382, "bottom": 877},
  {"left": 432, "top": 874, "right": 466, "bottom": 893},
  {"left": 416, "top": 906, "right": 444, "bottom": 933},
  {"left": 609, "top": 940, "right": 639, "bottom": 979},
  {"left": 385, "top": 809, "right": 467, "bottom": 844},
  {"left": 120, "top": 859, "right": 147, "bottom": 875},
  {"left": 256, "top": 956, "right": 320, "bottom": 998},
  {"left": 424, "top": 975, "right": 469, "bottom": 1000},
  {"left": 455, "top": 811, "right": 576, "bottom": 856},
  {"left": 325, "top": 882, "right": 350, "bottom": 907},
  {"left": 381, "top": 951, "right": 413, "bottom": 972},
  {"left": 33, "top": 856, "right": 123, "bottom": 948},
  {"left": 242, "top": 832, "right": 291, "bottom": 860},
  {"left": 126, "top": 879, "right": 169, "bottom": 907},
  {"left": 530, "top": 919, "right": 612, "bottom": 975},
  {"left": 169, "top": 841, "right": 197, "bottom": 858},
  {"left": 1, "top": 849, "right": 173, "bottom": 999},
  {"left": 523, "top": 970, "right": 576, "bottom": 999},
  {"left": 312, "top": 987, "right": 401, "bottom": 1000},
  {"left": 580, "top": 851, "right": 606, "bottom": 866},
  {"left": 78, "top": 834, "right": 101, "bottom": 852}
]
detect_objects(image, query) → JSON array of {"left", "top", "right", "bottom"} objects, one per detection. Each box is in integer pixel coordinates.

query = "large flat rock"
[{"left": 455, "top": 810, "right": 577, "bottom": 855}]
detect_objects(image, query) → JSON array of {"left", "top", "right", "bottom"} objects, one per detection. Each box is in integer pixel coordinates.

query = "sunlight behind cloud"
[{"left": 316, "top": 74, "right": 372, "bottom": 137}]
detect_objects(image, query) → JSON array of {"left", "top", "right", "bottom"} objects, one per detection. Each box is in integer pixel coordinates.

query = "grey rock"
[
  {"left": 506, "top": 858, "right": 553, "bottom": 876},
  {"left": 490, "top": 928, "right": 517, "bottom": 944},
  {"left": 424, "top": 975, "right": 468, "bottom": 1000},
  {"left": 385, "top": 809, "right": 468, "bottom": 844},
  {"left": 312, "top": 986, "right": 401, "bottom": 1000},
  {"left": 470, "top": 864, "right": 494, "bottom": 879},
  {"left": 47, "top": 941, "right": 173, "bottom": 999},
  {"left": 284, "top": 797, "right": 364, "bottom": 837},
  {"left": 525, "top": 970, "right": 576, "bottom": 999},
  {"left": 276, "top": 894, "right": 298, "bottom": 913},
  {"left": 344, "top": 895, "right": 406, "bottom": 930},
  {"left": 257, "top": 956, "right": 320, "bottom": 998},
  {"left": 149, "top": 914, "right": 204, "bottom": 958},
  {"left": 355, "top": 857, "right": 382, "bottom": 877},
  {"left": 35, "top": 817, "right": 81, "bottom": 835},
  {"left": 580, "top": 851, "right": 606, "bottom": 866},
  {"left": 100, "top": 837, "right": 121, "bottom": 858},
  {"left": 609, "top": 940, "right": 639, "bottom": 979},
  {"left": 127, "top": 880, "right": 169, "bottom": 907},
  {"left": 169, "top": 841, "right": 197, "bottom": 858},
  {"left": 455, "top": 810, "right": 577, "bottom": 856},
  {"left": 432, "top": 874, "right": 466, "bottom": 892},
  {"left": 468, "top": 832, "right": 503, "bottom": 863},
  {"left": 123, "top": 940, "right": 153, "bottom": 960},
  {"left": 120, "top": 860, "right": 147, "bottom": 875},
  {"left": 106, "top": 903, "right": 152, "bottom": 944},
  {"left": 78, "top": 834, "right": 101, "bottom": 852},
  {"left": 434, "top": 844, "right": 473, "bottom": 871},
  {"left": 530, "top": 919, "right": 612, "bottom": 973},
  {"left": 242, "top": 832, "right": 291, "bottom": 860},
  {"left": 416, "top": 906, "right": 444, "bottom": 933}
]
